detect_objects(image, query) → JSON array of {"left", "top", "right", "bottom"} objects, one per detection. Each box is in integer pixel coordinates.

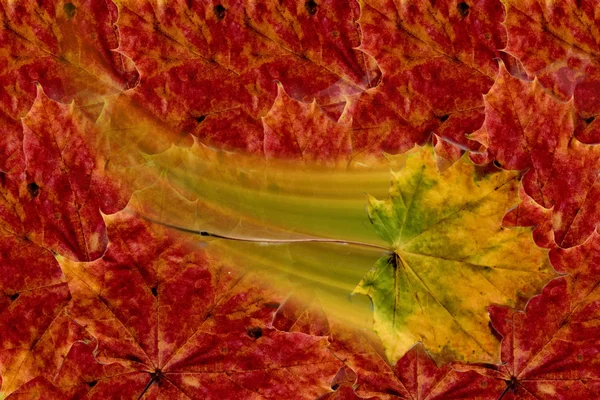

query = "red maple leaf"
[
  {"left": 0, "top": 0, "right": 138, "bottom": 170},
  {"left": 502, "top": 0, "right": 600, "bottom": 143},
  {"left": 472, "top": 63, "right": 600, "bottom": 248},
  {"left": 44, "top": 212, "right": 343, "bottom": 399},
  {"left": 455, "top": 231, "right": 600, "bottom": 399},
  {"left": 0, "top": 89, "right": 135, "bottom": 261},
  {"left": 115, "top": 0, "right": 380, "bottom": 154},
  {"left": 325, "top": 321, "right": 505, "bottom": 399},
  {"left": 347, "top": 0, "right": 508, "bottom": 155}
]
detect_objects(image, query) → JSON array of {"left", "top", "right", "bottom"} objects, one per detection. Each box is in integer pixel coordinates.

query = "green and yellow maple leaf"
[{"left": 355, "top": 145, "right": 556, "bottom": 364}]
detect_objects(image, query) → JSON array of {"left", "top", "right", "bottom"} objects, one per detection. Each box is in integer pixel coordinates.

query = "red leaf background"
[{"left": 1, "top": 0, "right": 600, "bottom": 399}]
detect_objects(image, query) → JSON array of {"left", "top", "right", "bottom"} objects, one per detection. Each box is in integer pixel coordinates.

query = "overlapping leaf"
[
  {"left": 472, "top": 63, "right": 600, "bottom": 248},
  {"left": 455, "top": 232, "right": 600, "bottom": 398},
  {"left": 0, "top": 0, "right": 138, "bottom": 176},
  {"left": 275, "top": 306, "right": 505, "bottom": 400},
  {"left": 2, "top": 1, "right": 600, "bottom": 398},
  {"left": 0, "top": 227, "right": 81, "bottom": 398},
  {"left": 347, "top": 0, "right": 507, "bottom": 155},
  {"left": 330, "top": 323, "right": 505, "bottom": 400},
  {"left": 115, "top": 0, "right": 380, "bottom": 153},
  {"left": 0, "top": 89, "right": 136, "bottom": 261},
  {"left": 50, "top": 211, "right": 342, "bottom": 399},
  {"left": 502, "top": 0, "right": 600, "bottom": 142}
]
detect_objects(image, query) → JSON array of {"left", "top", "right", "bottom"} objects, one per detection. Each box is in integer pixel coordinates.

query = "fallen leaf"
[
  {"left": 0, "top": 0, "right": 138, "bottom": 181},
  {"left": 115, "top": 0, "right": 380, "bottom": 153},
  {"left": 502, "top": 0, "right": 600, "bottom": 143},
  {"left": 471, "top": 63, "right": 600, "bottom": 248},
  {"left": 0, "top": 88, "right": 134, "bottom": 261},
  {"left": 356, "top": 145, "right": 555, "bottom": 363},
  {"left": 3, "top": 2, "right": 600, "bottom": 399},
  {"left": 329, "top": 321, "right": 505, "bottom": 399},
  {"left": 54, "top": 211, "right": 342, "bottom": 399},
  {"left": 347, "top": 0, "right": 507, "bottom": 155},
  {"left": 0, "top": 227, "right": 81, "bottom": 398}
]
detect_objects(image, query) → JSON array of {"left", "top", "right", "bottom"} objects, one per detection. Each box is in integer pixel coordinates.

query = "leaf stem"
[{"left": 142, "top": 216, "right": 389, "bottom": 251}]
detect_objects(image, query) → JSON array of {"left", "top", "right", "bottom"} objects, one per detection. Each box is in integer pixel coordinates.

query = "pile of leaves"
[{"left": 1, "top": 0, "right": 600, "bottom": 398}]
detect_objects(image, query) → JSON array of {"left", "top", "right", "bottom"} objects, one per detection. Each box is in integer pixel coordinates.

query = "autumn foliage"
[{"left": 1, "top": 0, "right": 600, "bottom": 399}]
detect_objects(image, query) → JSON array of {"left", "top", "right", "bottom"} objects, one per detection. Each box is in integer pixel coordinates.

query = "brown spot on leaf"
[
  {"left": 63, "top": 3, "right": 77, "bottom": 18},
  {"left": 213, "top": 5, "right": 226, "bottom": 20},
  {"left": 305, "top": 0, "right": 318, "bottom": 16},
  {"left": 27, "top": 182, "right": 40, "bottom": 198},
  {"left": 246, "top": 326, "right": 263, "bottom": 339},
  {"left": 457, "top": 2, "right": 470, "bottom": 18}
]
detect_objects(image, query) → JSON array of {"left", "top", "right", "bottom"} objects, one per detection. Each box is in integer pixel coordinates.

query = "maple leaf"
[
  {"left": 347, "top": 0, "right": 507, "bottom": 155},
  {"left": 0, "top": 227, "right": 86, "bottom": 398},
  {"left": 0, "top": 88, "right": 136, "bottom": 261},
  {"left": 0, "top": 1, "right": 183, "bottom": 228},
  {"left": 273, "top": 293, "right": 505, "bottom": 399},
  {"left": 455, "top": 232, "right": 600, "bottom": 399},
  {"left": 471, "top": 63, "right": 600, "bottom": 248},
  {"left": 0, "top": 0, "right": 137, "bottom": 106},
  {"left": 263, "top": 83, "right": 353, "bottom": 165},
  {"left": 114, "top": 0, "right": 380, "bottom": 154},
  {"left": 325, "top": 321, "right": 505, "bottom": 400},
  {"left": 355, "top": 145, "right": 555, "bottom": 364},
  {"left": 136, "top": 140, "right": 556, "bottom": 365},
  {"left": 501, "top": 0, "right": 600, "bottom": 143},
  {"left": 51, "top": 211, "right": 342, "bottom": 399},
  {"left": 0, "top": 0, "right": 138, "bottom": 177}
]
